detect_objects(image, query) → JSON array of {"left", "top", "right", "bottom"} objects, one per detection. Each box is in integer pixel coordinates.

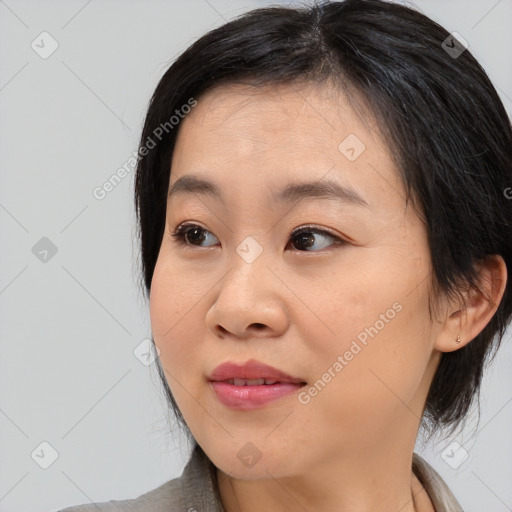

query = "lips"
[
  {"left": 208, "top": 360, "right": 307, "bottom": 410},
  {"left": 208, "top": 359, "right": 306, "bottom": 385}
]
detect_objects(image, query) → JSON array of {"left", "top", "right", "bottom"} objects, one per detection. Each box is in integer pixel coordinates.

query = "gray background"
[{"left": 0, "top": 1, "right": 511, "bottom": 511}]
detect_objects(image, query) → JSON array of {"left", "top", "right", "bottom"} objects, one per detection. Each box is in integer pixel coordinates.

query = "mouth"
[
  {"left": 208, "top": 359, "right": 307, "bottom": 410},
  {"left": 221, "top": 378, "right": 294, "bottom": 386},
  {"left": 208, "top": 359, "right": 307, "bottom": 385}
]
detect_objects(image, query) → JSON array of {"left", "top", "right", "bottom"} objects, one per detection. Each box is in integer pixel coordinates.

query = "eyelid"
[{"left": 290, "top": 223, "right": 339, "bottom": 238}]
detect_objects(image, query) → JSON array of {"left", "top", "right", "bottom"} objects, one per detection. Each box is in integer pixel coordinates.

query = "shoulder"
[
  {"left": 55, "top": 476, "right": 187, "bottom": 512},
  {"left": 55, "top": 444, "right": 223, "bottom": 512},
  {"left": 412, "top": 452, "right": 464, "bottom": 512}
]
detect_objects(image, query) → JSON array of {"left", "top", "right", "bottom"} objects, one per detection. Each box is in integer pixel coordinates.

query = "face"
[{"left": 149, "top": 81, "right": 443, "bottom": 479}]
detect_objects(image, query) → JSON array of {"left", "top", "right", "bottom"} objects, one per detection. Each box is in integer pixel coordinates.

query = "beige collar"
[{"left": 412, "top": 470, "right": 436, "bottom": 512}]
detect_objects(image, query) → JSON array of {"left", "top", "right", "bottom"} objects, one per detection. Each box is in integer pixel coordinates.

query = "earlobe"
[{"left": 434, "top": 254, "right": 507, "bottom": 353}]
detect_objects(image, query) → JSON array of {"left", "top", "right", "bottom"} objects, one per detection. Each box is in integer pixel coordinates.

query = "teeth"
[
  {"left": 227, "top": 378, "right": 279, "bottom": 386},
  {"left": 247, "top": 378, "right": 265, "bottom": 386},
  {"left": 233, "top": 378, "right": 252, "bottom": 386}
]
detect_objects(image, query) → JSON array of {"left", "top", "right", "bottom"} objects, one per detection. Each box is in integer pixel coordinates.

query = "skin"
[{"left": 149, "top": 81, "right": 507, "bottom": 512}]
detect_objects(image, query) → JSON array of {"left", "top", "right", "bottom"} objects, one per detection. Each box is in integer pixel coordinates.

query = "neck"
[{"left": 217, "top": 422, "right": 433, "bottom": 512}]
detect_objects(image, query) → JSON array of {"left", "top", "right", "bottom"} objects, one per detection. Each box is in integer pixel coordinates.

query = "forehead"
[
  {"left": 169, "top": 81, "right": 405, "bottom": 213},
  {"left": 178, "top": 81, "right": 374, "bottom": 148}
]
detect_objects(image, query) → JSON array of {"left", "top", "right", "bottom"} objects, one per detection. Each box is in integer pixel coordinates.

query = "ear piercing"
[{"left": 456, "top": 335, "right": 461, "bottom": 344}]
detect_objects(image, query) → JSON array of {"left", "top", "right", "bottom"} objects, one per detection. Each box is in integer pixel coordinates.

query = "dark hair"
[{"left": 134, "top": 0, "right": 512, "bottom": 437}]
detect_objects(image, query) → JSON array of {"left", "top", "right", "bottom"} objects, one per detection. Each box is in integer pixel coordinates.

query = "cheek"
[
  {"left": 149, "top": 257, "right": 198, "bottom": 368},
  {"left": 149, "top": 258, "right": 176, "bottom": 342},
  {"left": 149, "top": 253, "right": 220, "bottom": 407},
  {"left": 309, "top": 295, "right": 433, "bottom": 431},
  {"left": 298, "top": 252, "right": 434, "bottom": 423}
]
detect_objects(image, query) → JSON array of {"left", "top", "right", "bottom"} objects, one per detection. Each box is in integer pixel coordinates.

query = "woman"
[{"left": 58, "top": 0, "right": 511, "bottom": 510}]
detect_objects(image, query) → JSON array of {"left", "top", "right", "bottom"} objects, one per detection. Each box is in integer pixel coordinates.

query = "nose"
[{"left": 205, "top": 249, "right": 290, "bottom": 340}]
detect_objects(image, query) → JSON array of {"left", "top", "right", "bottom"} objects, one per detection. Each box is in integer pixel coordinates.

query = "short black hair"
[{"left": 134, "top": 0, "right": 512, "bottom": 436}]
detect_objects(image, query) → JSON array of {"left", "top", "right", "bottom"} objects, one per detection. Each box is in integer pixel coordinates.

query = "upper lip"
[{"left": 208, "top": 359, "right": 306, "bottom": 384}]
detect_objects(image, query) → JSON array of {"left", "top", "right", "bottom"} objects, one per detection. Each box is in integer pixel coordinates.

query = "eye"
[
  {"left": 170, "top": 223, "right": 346, "bottom": 251},
  {"left": 288, "top": 225, "right": 345, "bottom": 252},
  {"left": 171, "top": 223, "right": 219, "bottom": 247}
]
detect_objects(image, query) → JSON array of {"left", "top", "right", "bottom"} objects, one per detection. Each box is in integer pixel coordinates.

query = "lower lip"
[{"left": 209, "top": 381, "right": 305, "bottom": 410}]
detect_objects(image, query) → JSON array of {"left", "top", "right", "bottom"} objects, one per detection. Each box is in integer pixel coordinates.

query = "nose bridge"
[
  {"left": 206, "top": 234, "right": 289, "bottom": 337},
  {"left": 223, "top": 234, "right": 274, "bottom": 300}
]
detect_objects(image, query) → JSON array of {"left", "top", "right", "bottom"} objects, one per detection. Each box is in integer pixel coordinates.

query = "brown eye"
[
  {"left": 171, "top": 223, "right": 346, "bottom": 252},
  {"left": 171, "top": 224, "right": 219, "bottom": 247},
  {"left": 289, "top": 226, "right": 344, "bottom": 252}
]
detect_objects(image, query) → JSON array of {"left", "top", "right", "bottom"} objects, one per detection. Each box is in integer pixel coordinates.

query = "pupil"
[
  {"left": 188, "top": 228, "right": 205, "bottom": 244},
  {"left": 297, "top": 232, "right": 314, "bottom": 249}
]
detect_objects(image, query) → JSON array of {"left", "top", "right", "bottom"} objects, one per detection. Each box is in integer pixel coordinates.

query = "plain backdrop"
[{"left": 0, "top": 1, "right": 511, "bottom": 511}]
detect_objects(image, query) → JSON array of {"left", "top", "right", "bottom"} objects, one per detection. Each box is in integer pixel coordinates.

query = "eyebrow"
[{"left": 168, "top": 174, "right": 370, "bottom": 208}]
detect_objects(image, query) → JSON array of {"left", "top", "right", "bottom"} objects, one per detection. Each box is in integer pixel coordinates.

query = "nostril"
[{"left": 251, "top": 323, "right": 266, "bottom": 329}]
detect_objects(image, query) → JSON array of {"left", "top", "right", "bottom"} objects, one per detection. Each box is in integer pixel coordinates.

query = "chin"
[
  {"left": 213, "top": 453, "right": 281, "bottom": 481},
  {"left": 204, "top": 439, "right": 301, "bottom": 481}
]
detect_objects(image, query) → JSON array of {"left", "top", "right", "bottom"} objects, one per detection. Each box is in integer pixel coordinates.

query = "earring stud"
[{"left": 456, "top": 335, "right": 461, "bottom": 344}]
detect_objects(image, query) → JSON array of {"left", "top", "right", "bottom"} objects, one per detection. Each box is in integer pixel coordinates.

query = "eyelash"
[{"left": 170, "top": 222, "right": 347, "bottom": 252}]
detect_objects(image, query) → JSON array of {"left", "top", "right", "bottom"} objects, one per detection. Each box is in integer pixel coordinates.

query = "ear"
[{"left": 434, "top": 254, "right": 507, "bottom": 353}]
